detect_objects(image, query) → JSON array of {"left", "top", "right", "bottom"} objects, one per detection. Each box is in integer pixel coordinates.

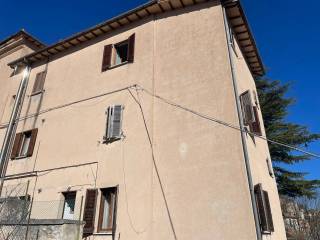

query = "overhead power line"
[
  {"left": 0, "top": 84, "right": 319, "bottom": 159},
  {"left": 134, "top": 85, "right": 320, "bottom": 159}
]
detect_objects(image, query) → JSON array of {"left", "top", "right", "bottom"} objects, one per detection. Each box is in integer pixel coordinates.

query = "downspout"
[
  {"left": 0, "top": 65, "right": 31, "bottom": 179},
  {"left": 222, "top": 5, "right": 262, "bottom": 240}
]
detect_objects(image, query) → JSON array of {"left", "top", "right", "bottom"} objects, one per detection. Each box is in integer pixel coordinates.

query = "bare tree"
[{"left": 282, "top": 194, "right": 320, "bottom": 240}]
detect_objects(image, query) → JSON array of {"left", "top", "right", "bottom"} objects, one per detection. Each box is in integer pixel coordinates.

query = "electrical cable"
[
  {"left": 0, "top": 85, "right": 135, "bottom": 129},
  {"left": 1, "top": 83, "right": 319, "bottom": 159},
  {"left": 128, "top": 88, "right": 178, "bottom": 240},
  {"left": 134, "top": 85, "right": 320, "bottom": 159}
]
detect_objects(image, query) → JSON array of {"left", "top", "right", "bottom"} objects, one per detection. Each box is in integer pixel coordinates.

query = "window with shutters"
[
  {"left": 254, "top": 184, "right": 274, "bottom": 234},
  {"left": 104, "top": 105, "right": 124, "bottom": 143},
  {"left": 31, "top": 71, "right": 46, "bottom": 96},
  {"left": 11, "top": 129, "right": 38, "bottom": 159},
  {"left": 101, "top": 33, "right": 135, "bottom": 72},
  {"left": 98, "top": 187, "right": 117, "bottom": 232},
  {"left": 240, "top": 90, "right": 255, "bottom": 125},
  {"left": 240, "top": 90, "right": 262, "bottom": 136}
]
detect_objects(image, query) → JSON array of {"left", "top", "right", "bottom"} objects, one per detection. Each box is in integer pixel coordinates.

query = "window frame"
[
  {"left": 240, "top": 90, "right": 255, "bottom": 125},
  {"left": 254, "top": 184, "right": 274, "bottom": 234},
  {"left": 101, "top": 33, "right": 135, "bottom": 72},
  {"left": 97, "top": 187, "right": 117, "bottom": 233},
  {"left": 18, "top": 131, "right": 32, "bottom": 158},
  {"left": 62, "top": 191, "right": 76, "bottom": 220},
  {"left": 11, "top": 128, "right": 38, "bottom": 160},
  {"left": 112, "top": 40, "right": 129, "bottom": 67}
]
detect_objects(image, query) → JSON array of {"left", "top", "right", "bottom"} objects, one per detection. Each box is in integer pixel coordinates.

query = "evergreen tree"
[{"left": 255, "top": 78, "right": 320, "bottom": 198}]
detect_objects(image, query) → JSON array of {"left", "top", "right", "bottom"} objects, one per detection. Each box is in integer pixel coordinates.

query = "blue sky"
[
  {"left": 1, "top": 1, "right": 319, "bottom": 179},
  {"left": 241, "top": 0, "right": 320, "bottom": 180}
]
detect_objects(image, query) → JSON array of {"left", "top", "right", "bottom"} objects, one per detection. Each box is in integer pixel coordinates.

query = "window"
[
  {"left": 114, "top": 41, "right": 129, "bottom": 65},
  {"left": 251, "top": 106, "right": 262, "bottom": 136},
  {"left": 101, "top": 33, "right": 135, "bottom": 71},
  {"left": 31, "top": 71, "right": 46, "bottom": 96},
  {"left": 266, "top": 158, "right": 274, "bottom": 178},
  {"left": 19, "top": 132, "right": 31, "bottom": 157},
  {"left": 11, "top": 129, "right": 38, "bottom": 159},
  {"left": 104, "top": 105, "right": 124, "bottom": 143},
  {"left": 254, "top": 184, "right": 274, "bottom": 234},
  {"left": 240, "top": 91, "right": 262, "bottom": 136},
  {"left": 62, "top": 192, "right": 76, "bottom": 220},
  {"left": 98, "top": 187, "right": 117, "bottom": 232},
  {"left": 240, "top": 90, "right": 255, "bottom": 125}
]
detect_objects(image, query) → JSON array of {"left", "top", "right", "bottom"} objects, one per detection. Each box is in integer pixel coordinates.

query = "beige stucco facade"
[{"left": 0, "top": 1, "right": 286, "bottom": 239}]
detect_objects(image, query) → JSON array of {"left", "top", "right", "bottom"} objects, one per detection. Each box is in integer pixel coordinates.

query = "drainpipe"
[
  {"left": 0, "top": 65, "right": 31, "bottom": 179},
  {"left": 222, "top": 5, "right": 262, "bottom": 240}
]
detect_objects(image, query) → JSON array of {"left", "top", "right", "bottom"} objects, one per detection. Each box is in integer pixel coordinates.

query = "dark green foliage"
[{"left": 255, "top": 78, "right": 320, "bottom": 198}]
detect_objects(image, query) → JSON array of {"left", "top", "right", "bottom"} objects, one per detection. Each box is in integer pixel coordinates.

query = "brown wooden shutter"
[
  {"left": 38, "top": 71, "right": 46, "bottom": 92},
  {"left": 26, "top": 128, "right": 38, "bottom": 157},
  {"left": 127, "top": 33, "right": 135, "bottom": 63},
  {"left": 254, "top": 184, "right": 268, "bottom": 232},
  {"left": 112, "top": 186, "right": 118, "bottom": 237},
  {"left": 263, "top": 191, "right": 274, "bottom": 232},
  {"left": 32, "top": 71, "right": 46, "bottom": 95},
  {"left": 11, "top": 133, "right": 23, "bottom": 159},
  {"left": 240, "top": 91, "right": 255, "bottom": 125},
  {"left": 102, "top": 45, "right": 112, "bottom": 72},
  {"left": 83, "top": 189, "right": 98, "bottom": 235},
  {"left": 251, "top": 106, "right": 262, "bottom": 135}
]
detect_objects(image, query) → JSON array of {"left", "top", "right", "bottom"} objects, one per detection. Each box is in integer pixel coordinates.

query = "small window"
[
  {"left": 266, "top": 158, "right": 274, "bottom": 178},
  {"left": 104, "top": 105, "right": 124, "bottom": 143},
  {"left": 62, "top": 192, "right": 76, "bottom": 220},
  {"left": 114, "top": 41, "right": 129, "bottom": 65},
  {"left": 101, "top": 33, "right": 135, "bottom": 72},
  {"left": 240, "top": 91, "right": 263, "bottom": 136},
  {"left": 19, "top": 131, "right": 32, "bottom": 157},
  {"left": 98, "top": 187, "right": 117, "bottom": 232},
  {"left": 31, "top": 71, "right": 46, "bottom": 96},
  {"left": 11, "top": 129, "right": 38, "bottom": 159},
  {"left": 240, "top": 90, "right": 255, "bottom": 125},
  {"left": 254, "top": 184, "right": 274, "bottom": 234}
]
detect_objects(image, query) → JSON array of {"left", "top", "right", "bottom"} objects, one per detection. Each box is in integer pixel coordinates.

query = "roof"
[
  {"left": 8, "top": 0, "right": 264, "bottom": 76},
  {"left": 222, "top": 0, "right": 265, "bottom": 76},
  {"left": 0, "top": 29, "right": 46, "bottom": 51}
]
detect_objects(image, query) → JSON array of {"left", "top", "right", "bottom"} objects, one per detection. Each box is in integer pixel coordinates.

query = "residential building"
[{"left": 0, "top": 0, "right": 287, "bottom": 239}]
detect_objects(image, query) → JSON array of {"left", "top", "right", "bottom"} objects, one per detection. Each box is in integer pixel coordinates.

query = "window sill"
[
  {"left": 93, "top": 232, "right": 113, "bottom": 236},
  {"left": 13, "top": 155, "right": 29, "bottom": 160},
  {"left": 103, "top": 61, "right": 129, "bottom": 72},
  {"left": 30, "top": 90, "right": 45, "bottom": 97}
]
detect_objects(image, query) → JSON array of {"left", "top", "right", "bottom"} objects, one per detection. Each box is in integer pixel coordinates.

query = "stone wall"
[{"left": 0, "top": 219, "right": 84, "bottom": 240}]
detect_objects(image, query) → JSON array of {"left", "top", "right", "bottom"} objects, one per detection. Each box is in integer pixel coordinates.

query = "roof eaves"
[
  {"left": 8, "top": 0, "right": 265, "bottom": 77},
  {"left": 222, "top": 0, "right": 265, "bottom": 77},
  {"left": 0, "top": 30, "right": 46, "bottom": 51},
  {"left": 8, "top": 0, "right": 159, "bottom": 68}
]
